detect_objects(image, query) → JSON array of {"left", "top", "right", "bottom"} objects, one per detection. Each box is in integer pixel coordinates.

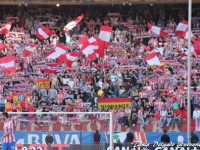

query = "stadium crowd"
[{"left": 0, "top": 4, "right": 199, "bottom": 131}]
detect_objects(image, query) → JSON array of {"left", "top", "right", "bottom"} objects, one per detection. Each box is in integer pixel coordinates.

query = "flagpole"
[{"left": 187, "top": 0, "right": 192, "bottom": 144}]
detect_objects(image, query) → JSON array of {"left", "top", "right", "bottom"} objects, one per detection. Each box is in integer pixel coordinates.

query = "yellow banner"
[{"left": 98, "top": 98, "right": 132, "bottom": 111}]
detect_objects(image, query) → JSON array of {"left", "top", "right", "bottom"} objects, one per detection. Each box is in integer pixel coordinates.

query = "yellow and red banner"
[
  {"left": 37, "top": 78, "right": 50, "bottom": 90},
  {"left": 13, "top": 92, "right": 32, "bottom": 103},
  {"left": 98, "top": 98, "right": 132, "bottom": 111}
]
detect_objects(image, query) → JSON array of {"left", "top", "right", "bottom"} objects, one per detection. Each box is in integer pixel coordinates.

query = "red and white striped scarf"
[
  {"left": 138, "top": 109, "right": 143, "bottom": 117},
  {"left": 155, "top": 101, "right": 163, "bottom": 111},
  {"left": 149, "top": 96, "right": 154, "bottom": 106},
  {"left": 150, "top": 82, "right": 157, "bottom": 90},
  {"left": 139, "top": 91, "right": 146, "bottom": 98},
  {"left": 176, "top": 40, "right": 182, "bottom": 51}
]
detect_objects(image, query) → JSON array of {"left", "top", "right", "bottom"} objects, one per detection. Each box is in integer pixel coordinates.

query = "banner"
[
  {"left": 105, "top": 143, "right": 200, "bottom": 150},
  {"left": 12, "top": 92, "right": 32, "bottom": 103},
  {"left": 37, "top": 78, "right": 50, "bottom": 90},
  {"left": 0, "top": 132, "right": 199, "bottom": 145},
  {"left": 98, "top": 98, "right": 132, "bottom": 110}
]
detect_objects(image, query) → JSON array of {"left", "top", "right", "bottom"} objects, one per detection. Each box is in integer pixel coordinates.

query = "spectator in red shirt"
[
  {"left": 154, "top": 110, "right": 161, "bottom": 119},
  {"left": 182, "top": 107, "right": 187, "bottom": 119},
  {"left": 172, "top": 106, "right": 182, "bottom": 128}
]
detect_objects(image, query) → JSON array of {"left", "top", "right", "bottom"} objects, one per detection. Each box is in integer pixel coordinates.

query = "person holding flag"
[{"left": 0, "top": 112, "right": 15, "bottom": 150}]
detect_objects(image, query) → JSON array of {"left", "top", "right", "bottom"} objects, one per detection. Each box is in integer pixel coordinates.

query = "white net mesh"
[{"left": 0, "top": 112, "right": 113, "bottom": 150}]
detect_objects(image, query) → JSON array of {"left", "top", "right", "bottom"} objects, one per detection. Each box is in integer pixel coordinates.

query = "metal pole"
[
  {"left": 109, "top": 112, "right": 113, "bottom": 150},
  {"left": 187, "top": 0, "right": 192, "bottom": 144}
]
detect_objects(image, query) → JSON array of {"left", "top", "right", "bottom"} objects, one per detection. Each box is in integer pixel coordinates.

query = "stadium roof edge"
[{"left": 0, "top": 0, "right": 199, "bottom": 5}]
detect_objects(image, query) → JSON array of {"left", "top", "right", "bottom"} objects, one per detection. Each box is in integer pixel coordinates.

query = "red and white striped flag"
[
  {"left": 35, "top": 25, "right": 53, "bottom": 40},
  {"left": 93, "top": 36, "right": 105, "bottom": 58},
  {"left": 175, "top": 20, "right": 196, "bottom": 42},
  {"left": 0, "top": 22, "right": 12, "bottom": 35},
  {"left": 64, "top": 52, "right": 80, "bottom": 67},
  {"left": 99, "top": 25, "right": 112, "bottom": 47},
  {"left": 0, "top": 55, "right": 16, "bottom": 72},
  {"left": 147, "top": 23, "right": 167, "bottom": 38},
  {"left": 184, "top": 29, "right": 196, "bottom": 43},
  {"left": 175, "top": 20, "right": 188, "bottom": 38},
  {"left": 41, "top": 63, "right": 60, "bottom": 74},
  {"left": 153, "top": 47, "right": 164, "bottom": 56},
  {"left": 64, "top": 14, "right": 84, "bottom": 32},
  {"left": 81, "top": 37, "right": 99, "bottom": 60},
  {"left": 46, "top": 43, "right": 67, "bottom": 60},
  {"left": 144, "top": 53, "right": 161, "bottom": 66},
  {"left": 77, "top": 36, "right": 89, "bottom": 49},
  {"left": 141, "top": 44, "right": 152, "bottom": 51},
  {"left": 22, "top": 44, "right": 37, "bottom": 56}
]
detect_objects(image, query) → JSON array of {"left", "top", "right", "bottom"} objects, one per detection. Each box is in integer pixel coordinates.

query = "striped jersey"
[{"left": 3, "top": 119, "right": 15, "bottom": 143}]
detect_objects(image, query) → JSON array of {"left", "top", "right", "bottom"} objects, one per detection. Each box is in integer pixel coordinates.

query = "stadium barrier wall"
[{"left": 0, "top": 132, "right": 199, "bottom": 145}]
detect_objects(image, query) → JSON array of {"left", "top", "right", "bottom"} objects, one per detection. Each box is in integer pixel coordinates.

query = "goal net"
[{"left": 0, "top": 112, "right": 114, "bottom": 150}]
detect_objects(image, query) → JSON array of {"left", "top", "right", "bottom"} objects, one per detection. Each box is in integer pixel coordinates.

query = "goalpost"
[{"left": 1, "top": 111, "right": 114, "bottom": 150}]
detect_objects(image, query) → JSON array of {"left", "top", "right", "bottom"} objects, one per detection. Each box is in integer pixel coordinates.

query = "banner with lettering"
[
  {"left": 37, "top": 78, "right": 50, "bottom": 90},
  {"left": 98, "top": 98, "right": 132, "bottom": 110},
  {"left": 13, "top": 92, "right": 32, "bottom": 103},
  {"left": 0, "top": 131, "right": 199, "bottom": 145}
]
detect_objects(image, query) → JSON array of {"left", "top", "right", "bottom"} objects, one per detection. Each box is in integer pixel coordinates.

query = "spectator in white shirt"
[
  {"left": 160, "top": 107, "right": 167, "bottom": 128},
  {"left": 193, "top": 107, "right": 200, "bottom": 126},
  {"left": 98, "top": 78, "right": 104, "bottom": 90}
]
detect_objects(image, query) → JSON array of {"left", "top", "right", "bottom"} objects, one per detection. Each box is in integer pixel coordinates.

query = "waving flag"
[
  {"left": 77, "top": 36, "right": 89, "bottom": 49},
  {"left": 64, "top": 14, "right": 84, "bottom": 32},
  {"left": 175, "top": 20, "right": 188, "bottom": 38},
  {"left": 64, "top": 52, "right": 80, "bottom": 67},
  {"left": 184, "top": 29, "right": 196, "bottom": 43},
  {"left": 46, "top": 43, "right": 67, "bottom": 60},
  {"left": 35, "top": 25, "right": 52, "bottom": 40},
  {"left": 144, "top": 53, "right": 161, "bottom": 66},
  {"left": 41, "top": 63, "right": 60, "bottom": 74},
  {"left": 99, "top": 25, "right": 112, "bottom": 47},
  {"left": 22, "top": 44, "right": 37, "bottom": 56},
  {"left": 153, "top": 47, "right": 164, "bottom": 56},
  {"left": 148, "top": 23, "right": 167, "bottom": 38},
  {"left": 93, "top": 36, "right": 105, "bottom": 58},
  {"left": 0, "top": 55, "right": 16, "bottom": 72},
  {"left": 175, "top": 21, "right": 196, "bottom": 42},
  {"left": 141, "top": 44, "right": 152, "bottom": 52},
  {"left": 0, "top": 22, "right": 12, "bottom": 35},
  {"left": 81, "top": 37, "right": 99, "bottom": 60}
]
